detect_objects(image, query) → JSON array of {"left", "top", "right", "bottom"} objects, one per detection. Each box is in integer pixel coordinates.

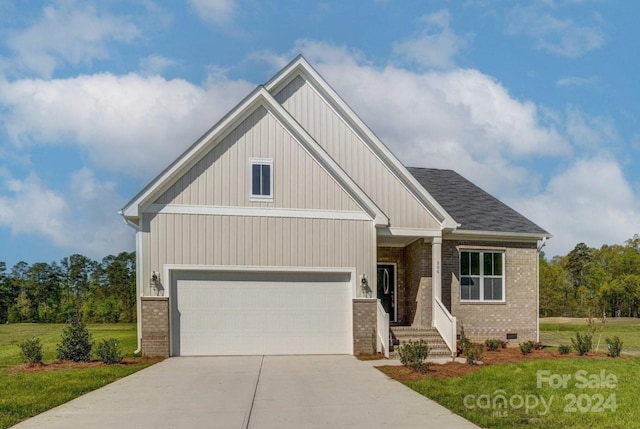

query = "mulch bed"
[
  {"left": 11, "top": 356, "right": 164, "bottom": 373},
  {"left": 377, "top": 347, "right": 622, "bottom": 382}
]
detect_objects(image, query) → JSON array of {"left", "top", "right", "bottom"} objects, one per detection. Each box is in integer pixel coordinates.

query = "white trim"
[
  {"left": 120, "top": 86, "right": 389, "bottom": 228},
  {"left": 376, "top": 263, "right": 397, "bottom": 322},
  {"left": 377, "top": 227, "right": 442, "bottom": 237},
  {"left": 265, "top": 56, "right": 458, "bottom": 229},
  {"left": 448, "top": 229, "right": 552, "bottom": 241},
  {"left": 165, "top": 265, "right": 356, "bottom": 356},
  {"left": 145, "top": 204, "right": 371, "bottom": 221},
  {"left": 249, "top": 158, "right": 273, "bottom": 201},
  {"left": 459, "top": 249, "right": 506, "bottom": 303},
  {"left": 163, "top": 264, "right": 359, "bottom": 299}
]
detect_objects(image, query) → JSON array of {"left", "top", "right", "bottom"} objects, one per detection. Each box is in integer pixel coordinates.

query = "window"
[
  {"left": 460, "top": 250, "right": 504, "bottom": 301},
  {"left": 250, "top": 159, "right": 272, "bottom": 200}
]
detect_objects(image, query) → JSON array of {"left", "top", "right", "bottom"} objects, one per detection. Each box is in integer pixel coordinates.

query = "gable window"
[
  {"left": 460, "top": 250, "right": 504, "bottom": 302},
  {"left": 250, "top": 159, "right": 272, "bottom": 200}
]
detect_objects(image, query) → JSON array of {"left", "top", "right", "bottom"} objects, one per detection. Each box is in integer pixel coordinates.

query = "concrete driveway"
[{"left": 12, "top": 356, "right": 479, "bottom": 429}]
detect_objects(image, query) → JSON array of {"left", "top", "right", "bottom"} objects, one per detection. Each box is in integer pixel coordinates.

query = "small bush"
[
  {"left": 571, "top": 332, "right": 593, "bottom": 356},
  {"left": 558, "top": 344, "right": 572, "bottom": 355},
  {"left": 466, "top": 343, "right": 484, "bottom": 365},
  {"left": 458, "top": 325, "right": 472, "bottom": 357},
  {"left": 95, "top": 338, "right": 123, "bottom": 364},
  {"left": 397, "top": 340, "right": 430, "bottom": 372},
  {"left": 18, "top": 337, "right": 43, "bottom": 365},
  {"left": 500, "top": 340, "right": 508, "bottom": 349},
  {"left": 519, "top": 340, "right": 534, "bottom": 355},
  {"left": 533, "top": 341, "right": 544, "bottom": 350},
  {"left": 606, "top": 336, "right": 623, "bottom": 358},
  {"left": 57, "top": 317, "right": 93, "bottom": 362},
  {"left": 485, "top": 339, "right": 501, "bottom": 351}
]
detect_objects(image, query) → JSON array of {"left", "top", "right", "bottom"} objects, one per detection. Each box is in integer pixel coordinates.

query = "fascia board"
[
  {"left": 446, "top": 229, "right": 553, "bottom": 242},
  {"left": 120, "top": 86, "right": 266, "bottom": 219},
  {"left": 262, "top": 90, "right": 389, "bottom": 226},
  {"left": 265, "top": 56, "right": 458, "bottom": 230}
]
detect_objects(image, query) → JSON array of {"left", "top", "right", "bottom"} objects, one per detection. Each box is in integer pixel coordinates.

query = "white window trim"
[
  {"left": 459, "top": 250, "right": 506, "bottom": 303},
  {"left": 249, "top": 158, "right": 273, "bottom": 201}
]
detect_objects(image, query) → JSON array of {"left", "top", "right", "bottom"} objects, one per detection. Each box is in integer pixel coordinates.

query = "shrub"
[
  {"left": 95, "top": 338, "right": 123, "bottom": 364},
  {"left": 571, "top": 332, "right": 593, "bottom": 356},
  {"left": 397, "top": 340, "right": 430, "bottom": 372},
  {"left": 57, "top": 317, "right": 93, "bottom": 362},
  {"left": 466, "top": 343, "right": 484, "bottom": 365},
  {"left": 18, "top": 337, "right": 43, "bottom": 365},
  {"left": 533, "top": 342, "right": 544, "bottom": 350},
  {"left": 606, "top": 336, "right": 623, "bottom": 358},
  {"left": 485, "top": 339, "right": 501, "bottom": 351},
  {"left": 458, "top": 325, "right": 472, "bottom": 357},
  {"left": 519, "top": 340, "right": 534, "bottom": 355},
  {"left": 558, "top": 344, "right": 571, "bottom": 355}
]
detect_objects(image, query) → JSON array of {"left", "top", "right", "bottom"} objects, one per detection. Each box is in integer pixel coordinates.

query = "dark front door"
[{"left": 377, "top": 264, "right": 396, "bottom": 322}]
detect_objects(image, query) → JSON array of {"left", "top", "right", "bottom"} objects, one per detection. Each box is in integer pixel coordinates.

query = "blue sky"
[{"left": 1, "top": 0, "right": 639, "bottom": 268}]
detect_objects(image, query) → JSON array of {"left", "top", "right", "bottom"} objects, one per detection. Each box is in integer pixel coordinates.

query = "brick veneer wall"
[
  {"left": 352, "top": 299, "right": 377, "bottom": 355},
  {"left": 141, "top": 297, "right": 170, "bottom": 357},
  {"left": 443, "top": 240, "right": 539, "bottom": 343}
]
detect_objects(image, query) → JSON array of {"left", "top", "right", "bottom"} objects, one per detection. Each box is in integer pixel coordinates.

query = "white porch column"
[{"left": 431, "top": 237, "right": 442, "bottom": 327}]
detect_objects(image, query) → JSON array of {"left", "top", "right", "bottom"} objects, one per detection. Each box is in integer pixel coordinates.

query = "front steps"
[{"left": 389, "top": 326, "right": 453, "bottom": 358}]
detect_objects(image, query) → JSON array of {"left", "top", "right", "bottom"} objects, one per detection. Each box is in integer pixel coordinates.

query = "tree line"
[
  {"left": 540, "top": 235, "right": 640, "bottom": 318},
  {"left": 0, "top": 252, "right": 136, "bottom": 324}
]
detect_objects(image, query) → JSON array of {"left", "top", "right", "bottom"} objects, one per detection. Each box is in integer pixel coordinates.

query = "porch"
[{"left": 374, "top": 234, "right": 457, "bottom": 357}]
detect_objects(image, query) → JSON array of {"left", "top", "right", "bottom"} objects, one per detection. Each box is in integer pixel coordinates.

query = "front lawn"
[
  {"left": 393, "top": 354, "right": 640, "bottom": 429},
  {"left": 0, "top": 323, "right": 157, "bottom": 429},
  {"left": 540, "top": 317, "right": 640, "bottom": 354}
]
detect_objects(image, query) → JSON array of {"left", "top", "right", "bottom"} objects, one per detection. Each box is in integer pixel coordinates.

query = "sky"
[{"left": 1, "top": 0, "right": 639, "bottom": 268}]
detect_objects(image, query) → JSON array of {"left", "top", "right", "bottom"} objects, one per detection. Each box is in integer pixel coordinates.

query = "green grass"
[
  {"left": 0, "top": 323, "right": 155, "bottom": 429},
  {"left": 540, "top": 317, "right": 640, "bottom": 354},
  {"left": 407, "top": 357, "right": 640, "bottom": 429}
]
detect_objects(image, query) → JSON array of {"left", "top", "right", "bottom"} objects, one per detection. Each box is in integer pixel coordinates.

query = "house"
[{"left": 120, "top": 56, "right": 551, "bottom": 358}]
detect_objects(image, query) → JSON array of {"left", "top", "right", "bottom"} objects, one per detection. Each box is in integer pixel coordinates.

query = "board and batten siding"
[
  {"left": 153, "top": 106, "right": 361, "bottom": 213},
  {"left": 274, "top": 76, "right": 440, "bottom": 230},
  {"left": 141, "top": 213, "right": 375, "bottom": 297}
]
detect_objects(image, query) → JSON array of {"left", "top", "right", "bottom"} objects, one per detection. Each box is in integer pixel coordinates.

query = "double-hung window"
[
  {"left": 250, "top": 158, "right": 273, "bottom": 200},
  {"left": 460, "top": 250, "right": 504, "bottom": 302}
]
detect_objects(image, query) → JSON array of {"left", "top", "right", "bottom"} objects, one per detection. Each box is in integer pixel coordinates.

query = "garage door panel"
[{"left": 171, "top": 272, "right": 352, "bottom": 356}]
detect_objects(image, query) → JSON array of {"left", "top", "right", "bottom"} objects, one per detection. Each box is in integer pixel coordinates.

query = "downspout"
[
  {"left": 536, "top": 237, "right": 547, "bottom": 343},
  {"left": 120, "top": 212, "right": 143, "bottom": 355}
]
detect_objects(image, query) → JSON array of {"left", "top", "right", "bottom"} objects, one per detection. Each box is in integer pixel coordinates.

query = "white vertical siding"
[
  {"left": 153, "top": 106, "right": 361, "bottom": 213},
  {"left": 141, "top": 213, "right": 375, "bottom": 297},
  {"left": 275, "top": 76, "right": 440, "bottom": 230}
]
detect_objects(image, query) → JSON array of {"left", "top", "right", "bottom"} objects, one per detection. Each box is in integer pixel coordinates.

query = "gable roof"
[
  {"left": 407, "top": 167, "right": 551, "bottom": 239},
  {"left": 265, "top": 55, "right": 458, "bottom": 231},
  {"left": 120, "top": 86, "right": 389, "bottom": 227}
]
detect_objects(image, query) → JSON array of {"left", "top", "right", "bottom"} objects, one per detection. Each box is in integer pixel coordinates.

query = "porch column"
[{"left": 431, "top": 237, "right": 442, "bottom": 327}]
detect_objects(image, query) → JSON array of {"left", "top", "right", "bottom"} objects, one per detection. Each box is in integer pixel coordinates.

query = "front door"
[{"left": 377, "top": 264, "right": 396, "bottom": 322}]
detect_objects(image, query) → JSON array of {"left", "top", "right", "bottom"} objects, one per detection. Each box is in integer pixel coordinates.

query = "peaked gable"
[
  {"left": 266, "top": 56, "right": 458, "bottom": 231},
  {"left": 121, "top": 87, "right": 388, "bottom": 227}
]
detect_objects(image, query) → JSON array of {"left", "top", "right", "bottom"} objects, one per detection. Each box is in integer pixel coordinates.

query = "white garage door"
[{"left": 170, "top": 270, "right": 353, "bottom": 356}]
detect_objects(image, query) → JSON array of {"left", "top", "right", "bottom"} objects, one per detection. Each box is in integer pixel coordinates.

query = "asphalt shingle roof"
[{"left": 407, "top": 167, "right": 549, "bottom": 236}]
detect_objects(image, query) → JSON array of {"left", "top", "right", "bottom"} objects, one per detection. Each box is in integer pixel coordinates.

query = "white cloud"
[
  {"left": 393, "top": 9, "right": 466, "bottom": 69},
  {"left": 506, "top": 4, "right": 605, "bottom": 57},
  {"left": 0, "top": 168, "right": 133, "bottom": 259},
  {"left": 139, "top": 55, "right": 177, "bottom": 76},
  {"left": 515, "top": 159, "right": 640, "bottom": 257},
  {"left": 0, "top": 72, "right": 254, "bottom": 178},
  {"left": 294, "top": 40, "right": 569, "bottom": 197},
  {"left": 6, "top": 2, "right": 141, "bottom": 77},
  {"left": 188, "top": 0, "right": 236, "bottom": 27},
  {"left": 565, "top": 107, "right": 619, "bottom": 152}
]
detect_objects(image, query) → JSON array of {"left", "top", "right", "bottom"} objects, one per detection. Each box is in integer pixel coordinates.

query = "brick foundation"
[
  {"left": 352, "top": 299, "right": 377, "bottom": 355},
  {"left": 141, "top": 297, "right": 170, "bottom": 357}
]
